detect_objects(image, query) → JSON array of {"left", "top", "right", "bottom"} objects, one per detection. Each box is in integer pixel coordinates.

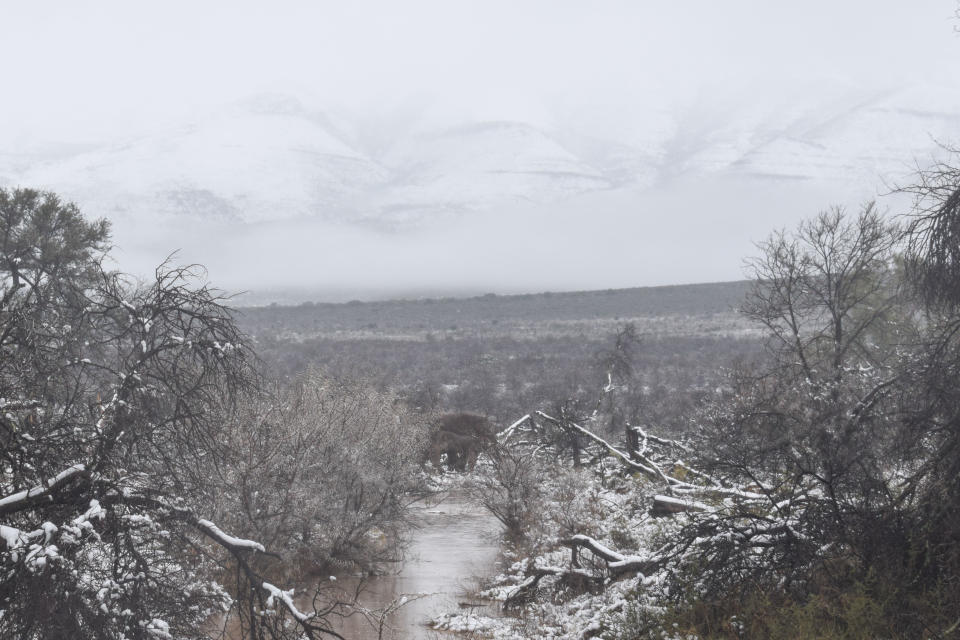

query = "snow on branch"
[
  {"left": 565, "top": 534, "right": 623, "bottom": 563},
  {"left": 192, "top": 518, "right": 346, "bottom": 635},
  {"left": 535, "top": 411, "right": 661, "bottom": 478},
  {"left": 0, "top": 523, "right": 42, "bottom": 551},
  {"left": 196, "top": 519, "right": 265, "bottom": 553},
  {"left": 503, "top": 563, "right": 604, "bottom": 610},
  {"left": 632, "top": 425, "right": 691, "bottom": 453},
  {"left": 0, "top": 464, "right": 88, "bottom": 515},
  {"left": 497, "top": 414, "right": 531, "bottom": 440},
  {"left": 561, "top": 534, "right": 663, "bottom": 576},
  {"left": 534, "top": 411, "right": 766, "bottom": 501},
  {"left": 262, "top": 582, "right": 315, "bottom": 623}
]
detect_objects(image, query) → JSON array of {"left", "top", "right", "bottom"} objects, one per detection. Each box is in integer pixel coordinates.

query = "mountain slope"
[{"left": 5, "top": 84, "right": 959, "bottom": 231}]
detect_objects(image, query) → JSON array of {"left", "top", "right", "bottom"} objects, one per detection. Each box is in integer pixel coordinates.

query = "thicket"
[
  {"left": 655, "top": 178, "right": 960, "bottom": 637},
  {"left": 0, "top": 188, "right": 430, "bottom": 639},
  {"left": 464, "top": 158, "right": 960, "bottom": 639},
  {"left": 6, "top": 143, "right": 960, "bottom": 639}
]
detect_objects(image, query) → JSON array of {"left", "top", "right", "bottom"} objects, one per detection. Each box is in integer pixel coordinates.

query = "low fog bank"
[{"left": 109, "top": 173, "right": 889, "bottom": 304}]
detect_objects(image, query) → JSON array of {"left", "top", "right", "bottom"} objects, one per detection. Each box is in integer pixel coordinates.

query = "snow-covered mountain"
[
  {"left": 4, "top": 96, "right": 390, "bottom": 225},
  {"left": 2, "top": 84, "right": 959, "bottom": 296},
  {"left": 5, "top": 84, "right": 958, "bottom": 234},
  {"left": 721, "top": 85, "right": 960, "bottom": 182},
  {"left": 366, "top": 120, "right": 613, "bottom": 226}
]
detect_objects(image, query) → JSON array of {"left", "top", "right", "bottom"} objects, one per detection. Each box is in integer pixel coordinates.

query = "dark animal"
[{"left": 426, "top": 413, "right": 496, "bottom": 471}]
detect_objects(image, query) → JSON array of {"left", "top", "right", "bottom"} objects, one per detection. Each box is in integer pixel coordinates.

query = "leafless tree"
[
  {"left": 0, "top": 188, "right": 345, "bottom": 639},
  {"left": 678, "top": 206, "right": 909, "bottom": 600},
  {"left": 210, "top": 371, "right": 433, "bottom": 577},
  {"left": 743, "top": 203, "right": 903, "bottom": 382},
  {"left": 899, "top": 144, "right": 960, "bottom": 311}
]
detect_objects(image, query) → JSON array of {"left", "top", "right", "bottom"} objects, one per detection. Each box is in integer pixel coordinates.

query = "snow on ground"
[{"left": 426, "top": 461, "right": 695, "bottom": 640}]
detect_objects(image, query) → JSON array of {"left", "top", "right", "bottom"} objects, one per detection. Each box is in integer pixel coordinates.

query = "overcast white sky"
[
  {"left": 3, "top": 2, "right": 959, "bottom": 299},
  {"left": 4, "top": 1, "right": 956, "bottom": 146}
]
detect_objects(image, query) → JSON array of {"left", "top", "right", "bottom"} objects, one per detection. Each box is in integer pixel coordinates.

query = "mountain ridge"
[{"left": 4, "top": 83, "right": 958, "bottom": 233}]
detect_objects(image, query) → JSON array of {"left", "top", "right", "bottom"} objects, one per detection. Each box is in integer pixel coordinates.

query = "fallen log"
[
  {"left": 503, "top": 564, "right": 603, "bottom": 610},
  {"left": 650, "top": 494, "right": 710, "bottom": 517},
  {"left": 533, "top": 411, "right": 766, "bottom": 501},
  {"left": 561, "top": 534, "right": 664, "bottom": 577}
]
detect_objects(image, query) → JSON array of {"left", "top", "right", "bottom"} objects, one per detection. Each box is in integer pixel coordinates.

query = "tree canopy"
[{"left": 0, "top": 188, "right": 350, "bottom": 639}]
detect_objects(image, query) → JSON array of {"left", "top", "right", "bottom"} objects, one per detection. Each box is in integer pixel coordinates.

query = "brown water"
[{"left": 316, "top": 490, "right": 504, "bottom": 640}]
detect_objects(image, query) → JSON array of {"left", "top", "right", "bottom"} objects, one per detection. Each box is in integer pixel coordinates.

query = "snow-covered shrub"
[
  {"left": 0, "top": 188, "right": 357, "bottom": 639},
  {"left": 466, "top": 442, "right": 549, "bottom": 543},
  {"left": 210, "top": 371, "right": 433, "bottom": 576}
]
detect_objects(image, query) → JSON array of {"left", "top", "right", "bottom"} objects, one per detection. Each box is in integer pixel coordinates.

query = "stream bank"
[{"left": 321, "top": 489, "right": 503, "bottom": 639}]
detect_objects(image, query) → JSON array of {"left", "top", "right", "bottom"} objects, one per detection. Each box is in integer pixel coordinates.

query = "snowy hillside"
[
  {"left": 5, "top": 96, "right": 389, "bottom": 225},
  {"left": 2, "top": 84, "right": 959, "bottom": 295},
  {"left": 724, "top": 85, "right": 960, "bottom": 182},
  {"left": 368, "top": 121, "right": 612, "bottom": 226},
  {"left": 4, "top": 84, "right": 959, "bottom": 233}
]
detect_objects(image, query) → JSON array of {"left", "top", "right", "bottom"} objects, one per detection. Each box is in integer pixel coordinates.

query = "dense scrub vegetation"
[
  {"left": 0, "top": 188, "right": 432, "bottom": 639},
  {"left": 244, "top": 319, "right": 760, "bottom": 439},
  {"left": 238, "top": 281, "right": 753, "bottom": 337},
  {"left": 6, "top": 145, "right": 960, "bottom": 640},
  {"left": 434, "top": 177, "right": 960, "bottom": 639}
]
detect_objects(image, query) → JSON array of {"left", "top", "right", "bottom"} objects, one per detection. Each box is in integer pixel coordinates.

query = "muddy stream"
[{"left": 316, "top": 490, "right": 504, "bottom": 639}]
